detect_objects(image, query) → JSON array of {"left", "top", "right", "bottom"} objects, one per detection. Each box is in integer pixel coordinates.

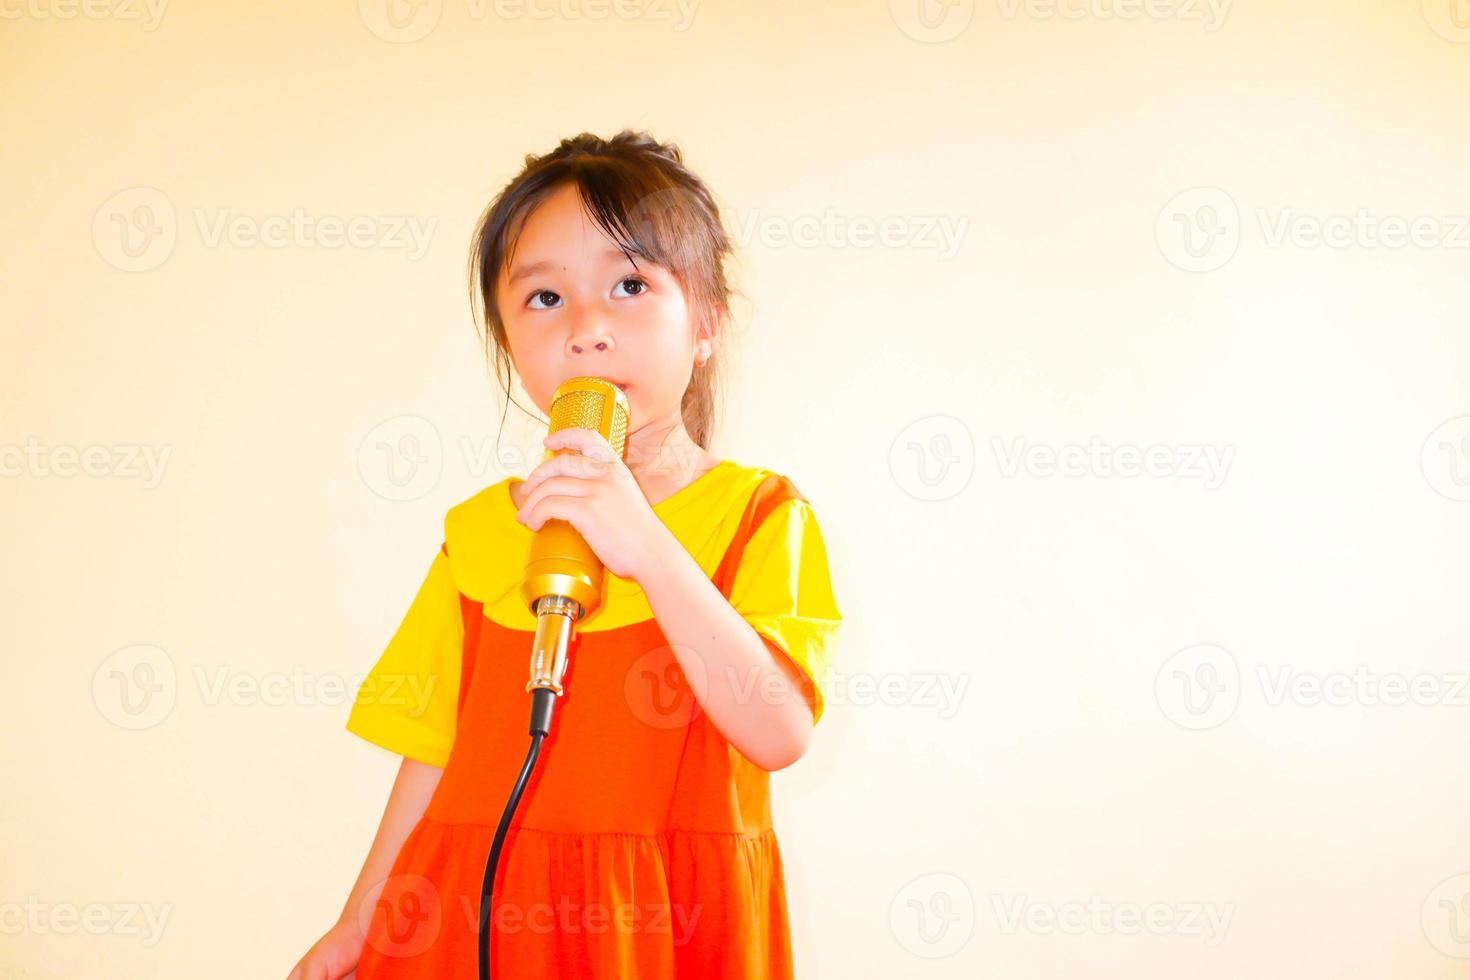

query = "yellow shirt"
[{"left": 345, "top": 459, "right": 843, "bottom": 766}]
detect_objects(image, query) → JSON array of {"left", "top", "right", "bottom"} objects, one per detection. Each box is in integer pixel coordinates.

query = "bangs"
[{"left": 502, "top": 162, "right": 716, "bottom": 302}]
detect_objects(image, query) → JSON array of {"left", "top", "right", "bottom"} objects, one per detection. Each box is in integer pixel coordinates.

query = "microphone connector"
[{"left": 526, "top": 594, "right": 579, "bottom": 735}]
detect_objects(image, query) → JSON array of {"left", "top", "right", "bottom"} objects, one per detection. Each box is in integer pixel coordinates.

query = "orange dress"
[{"left": 346, "top": 460, "right": 842, "bottom": 979}]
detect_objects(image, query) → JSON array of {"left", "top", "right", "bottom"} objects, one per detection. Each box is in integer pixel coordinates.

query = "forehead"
[
  {"left": 504, "top": 184, "right": 618, "bottom": 264},
  {"left": 501, "top": 183, "right": 672, "bottom": 288}
]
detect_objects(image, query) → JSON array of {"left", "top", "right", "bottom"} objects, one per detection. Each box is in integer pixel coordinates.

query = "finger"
[
  {"left": 519, "top": 482, "right": 592, "bottom": 529},
  {"left": 525, "top": 450, "right": 608, "bottom": 492},
  {"left": 540, "top": 449, "right": 608, "bottom": 481},
  {"left": 531, "top": 447, "right": 607, "bottom": 485},
  {"left": 544, "top": 427, "right": 616, "bottom": 462},
  {"left": 522, "top": 495, "right": 584, "bottom": 532},
  {"left": 522, "top": 475, "right": 591, "bottom": 512}
]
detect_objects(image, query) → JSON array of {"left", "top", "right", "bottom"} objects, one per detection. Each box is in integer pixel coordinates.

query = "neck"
[{"left": 623, "top": 410, "right": 711, "bottom": 490}]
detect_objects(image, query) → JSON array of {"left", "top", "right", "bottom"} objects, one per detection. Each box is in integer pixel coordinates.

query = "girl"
[{"left": 288, "top": 131, "right": 842, "bottom": 979}]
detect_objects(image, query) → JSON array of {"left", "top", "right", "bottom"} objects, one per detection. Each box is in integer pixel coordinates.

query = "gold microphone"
[{"left": 522, "top": 376, "right": 630, "bottom": 734}]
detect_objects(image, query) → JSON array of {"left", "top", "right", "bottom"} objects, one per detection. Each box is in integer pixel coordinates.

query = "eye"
[
  {"left": 614, "top": 276, "right": 648, "bottom": 298},
  {"left": 527, "top": 289, "right": 561, "bottom": 310}
]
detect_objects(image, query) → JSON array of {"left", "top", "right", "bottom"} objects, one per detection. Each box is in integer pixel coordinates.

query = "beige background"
[{"left": 4, "top": 1, "right": 1470, "bottom": 977}]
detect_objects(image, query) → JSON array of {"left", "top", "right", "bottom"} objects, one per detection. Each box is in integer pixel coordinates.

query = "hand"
[
  {"left": 515, "top": 428, "right": 672, "bottom": 583},
  {"left": 286, "top": 917, "right": 363, "bottom": 980}
]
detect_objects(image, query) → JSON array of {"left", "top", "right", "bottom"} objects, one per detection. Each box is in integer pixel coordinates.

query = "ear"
[{"left": 695, "top": 301, "right": 724, "bottom": 358}]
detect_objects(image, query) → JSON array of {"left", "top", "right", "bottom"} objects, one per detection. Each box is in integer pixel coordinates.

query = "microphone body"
[
  {"left": 522, "top": 377, "right": 630, "bottom": 727},
  {"left": 481, "top": 377, "right": 629, "bottom": 980}
]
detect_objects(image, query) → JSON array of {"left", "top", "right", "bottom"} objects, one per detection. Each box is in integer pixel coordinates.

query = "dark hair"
[{"left": 467, "top": 130, "right": 736, "bottom": 449}]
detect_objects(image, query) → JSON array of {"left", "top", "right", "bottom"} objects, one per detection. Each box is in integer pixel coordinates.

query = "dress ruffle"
[{"left": 356, "top": 818, "right": 791, "bottom": 979}]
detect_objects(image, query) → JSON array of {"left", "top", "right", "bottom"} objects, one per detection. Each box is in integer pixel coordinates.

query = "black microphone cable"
[
  {"left": 477, "top": 598, "right": 576, "bottom": 980},
  {"left": 478, "top": 377, "right": 623, "bottom": 978}
]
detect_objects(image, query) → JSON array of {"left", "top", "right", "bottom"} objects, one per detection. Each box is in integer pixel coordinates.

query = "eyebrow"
[{"left": 508, "top": 247, "right": 634, "bottom": 285}]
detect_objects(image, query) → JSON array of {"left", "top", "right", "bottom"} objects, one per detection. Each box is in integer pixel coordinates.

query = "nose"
[{"left": 567, "top": 310, "right": 615, "bottom": 356}]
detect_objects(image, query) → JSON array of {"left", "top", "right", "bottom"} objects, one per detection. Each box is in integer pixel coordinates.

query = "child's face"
[{"left": 496, "top": 182, "right": 710, "bottom": 432}]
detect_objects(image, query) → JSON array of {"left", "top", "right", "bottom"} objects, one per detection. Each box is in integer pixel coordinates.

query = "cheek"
[{"left": 504, "top": 339, "right": 553, "bottom": 408}]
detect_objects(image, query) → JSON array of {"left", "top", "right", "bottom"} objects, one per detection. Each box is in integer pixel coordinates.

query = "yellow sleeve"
[
  {"left": 345, "top": 547, "right": 462, "bottom": 767},
  {"left": 728, "top": 497, "right": 843, "bottom": 726}
]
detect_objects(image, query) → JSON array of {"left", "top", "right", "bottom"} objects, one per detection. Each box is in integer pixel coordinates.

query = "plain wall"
[{"left": 3, "top": 1, "right": 1469, "bottom": 976}]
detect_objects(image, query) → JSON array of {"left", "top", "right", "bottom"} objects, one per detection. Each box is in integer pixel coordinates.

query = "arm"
[
  {"left": 288, "top": 757, "right": 442, "bottom": 980},
  {"left": 338, "top": 757, "right": 442, "bottom": 926},
  {"left": 511, "top": 430, "right": 821, "bottom": 770},
  {"left": 638, "top": 533, "right": 815, "bottom": 772}
]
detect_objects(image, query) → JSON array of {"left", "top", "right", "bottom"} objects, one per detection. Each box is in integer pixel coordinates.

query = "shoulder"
[
  {"left": 713, "top": 459, "right": 808, "bottom": 500},
  {"left": 726, "top": 462, "right": 823, "bottom": 520},
  {"left": 440, "top": 478, "right": 522, "bottom": 604},
  {"left": 708, "top": 464, "right": 835, "bottom": 576},
  {"left": 444, "top": 477, "right": 515, "bottom": 544}
]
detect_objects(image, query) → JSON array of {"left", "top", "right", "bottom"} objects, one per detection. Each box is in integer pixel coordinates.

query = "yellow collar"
[{"left": 443, "top": 459, "right": 775, "bottom": 631}]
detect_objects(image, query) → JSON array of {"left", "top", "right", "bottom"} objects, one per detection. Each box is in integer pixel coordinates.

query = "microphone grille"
[{"left": 547, "top": 377, "right": 630, "bottom": 459}]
